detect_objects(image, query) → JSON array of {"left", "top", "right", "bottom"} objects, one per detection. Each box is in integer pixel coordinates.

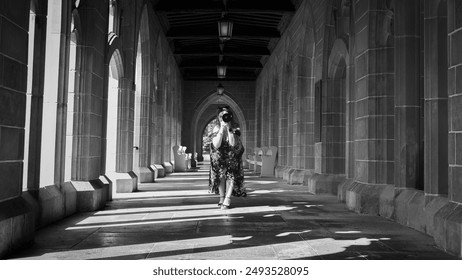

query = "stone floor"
[{"left": 7, "top": 159, "right": 458, "bottom": 260}]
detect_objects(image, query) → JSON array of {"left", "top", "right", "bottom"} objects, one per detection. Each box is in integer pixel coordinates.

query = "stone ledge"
[
  {"left": 288, "top": 169, "right": 312, "bottom": 185},
  {"left": 434, "top": 202, "right": 462, "bottom": 257},
  {"left": 135, "top": 166, "right": 154, "bottom": 183},
  {"left": 38, "top": 185, "right": 66, "bottom": 227},
  {"left": 305, "top": 173, "right": 345, "bottom": 195},
  {"left": 71, "top": 179, "right": 109, "bottom": 212},
  {"left": 152, "top": 164, "right": 165, "bottom": 178},
  {"left": 345, "top": 182, "right": 394, "bottom": 215},
  {"left": 378, "top": 185, "right": 395, "bottom": 219},
  {"left": 0, "top": 197, "right": 35, "bottom": 258},
  {"left": 275, "top": 166, "right": 290, "bottom": 179},
  {"left": 282, "top": 168, "right": 296, "bottom": 182},
  {"left": 338, "top": 178, "right": 355, "bottom": 202},
  {"left": 99, "top": 175, "right": 112, "bottom": 201},
  {"left": 425, "top": 195, "right": 449, "bottom": 237},
  {"left": 394, "top": 189, "right": 418, "bottom": 227},
  {"left": 392, "top": 189, "right": 427, "bottom": 232},
  {"left": 445, "top": 206, "right": 462, "bottom": 257},
  {"left": 105, "top": 172, "right": 138, "bottom": 193},
  {"left": 61, "top": 181, "right": 77, "bottom": 216},
  {"left": 148, "top": 165, "right": 158, "bottom": 180},
  {"left": 162, "top": 162, "right": 173, "bottom": 174}
]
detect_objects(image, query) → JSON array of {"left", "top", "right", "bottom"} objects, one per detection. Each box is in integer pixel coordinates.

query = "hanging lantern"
[
  {"left": 217, "top": 83, "right": 225, "bottom": 95},
  {"left": 217, "top": 65, "right": 227, "bottom": 79},
  {"left": 217, "top": 18, "right": 233, "bottom": 41}
]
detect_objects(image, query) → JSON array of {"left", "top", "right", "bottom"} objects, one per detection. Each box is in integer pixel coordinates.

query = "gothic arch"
[{"left": 191, "top": 91, "right": 248, "bottom": 161}]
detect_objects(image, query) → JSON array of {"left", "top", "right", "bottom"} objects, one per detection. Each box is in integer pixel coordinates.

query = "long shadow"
[{"left": 7, "top": 167, "right": 458, "bottom": 260}]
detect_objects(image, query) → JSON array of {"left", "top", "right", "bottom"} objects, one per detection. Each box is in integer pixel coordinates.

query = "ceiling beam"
[
  {"left": 155, "top": 1, "right": 295, "bottom": 14},
  {"left": 181, "top": 64, "right": 262, "bottom": 69},
  {"left": 183, "top": 75, "right": 257, "bottom": 81},
  {"left": 161, "top": 9, "right": 295, "bottom": 14},
  {"left": 166, "top": 24, "right": 280, "bottom": 38},
  {"left": 174, "top": 50, "right": 270, "bottom": 56}
]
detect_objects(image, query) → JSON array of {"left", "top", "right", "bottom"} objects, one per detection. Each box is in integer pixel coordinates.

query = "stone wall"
[
  {"left": 0, "top": 0, "right": 35, "bottom": 257},
  {"left": 254, "top": 0, "right": 462, "bottom": 258},
  {"left": 0, "top": 0, "right": 182, "bottom": 258}
]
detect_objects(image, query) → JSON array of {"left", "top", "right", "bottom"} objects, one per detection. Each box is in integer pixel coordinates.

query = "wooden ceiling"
[{"left": 153, "top": 0, "right": 299, "bottom": 81}]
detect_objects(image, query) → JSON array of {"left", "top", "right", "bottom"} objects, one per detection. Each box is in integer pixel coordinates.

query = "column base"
[
  {"left": 162, "top": 162, "right": 173, "bottom": 174},
  {"left": 394, "top": 188, "right": 426, "bottom": 232},
  {"left": 151, "top": 164, "right": 165, "bottom": 178},
  {"left": 38, "top": 185, "right": 67, "bottom": 227},
  {"left": 289, "top": 169, "right": 313, "bottom": 185},
  {"left": 282, "top": 168, "right": 296, "bottom": 182},
  {"left": 71, "top": 179, "right": 109, "bottom": 212},
  {"left": 135, "top": 167, "right": 154, "bottom": 183},
  {"left": 275, "top": 166, "right": 290, "bottom": 179},
  {"left": 434, "top": 202, "right": 462, "bottom": 257},
  {"left": 344, "top": 182, "right": 395, "bottom": 216},
  {"left": 305, "top": 173, "right": 345, "bottom": 195},
  {"left": 105, "top": 172, "right": 138, "bottom": 194},
  {"left": 0, "top": 197, "right": 35, "bottom": 258}
]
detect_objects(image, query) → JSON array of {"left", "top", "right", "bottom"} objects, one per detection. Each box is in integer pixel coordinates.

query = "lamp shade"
[
  {"left": 217, "top": 65, "right": 227, "bottom": 79},
  {"left": 217, "top": 19, "right": 233, "bottom": 41},
  {"left": 217, "top": 83, "right": 225, "bottom": 95}
]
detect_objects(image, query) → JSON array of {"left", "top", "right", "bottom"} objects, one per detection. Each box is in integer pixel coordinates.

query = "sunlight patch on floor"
[
  {"left": 335, "top": 231, "right": 362, "bottom": 234},
  {"left": 276, "top": 230, "right": 312, "bottom": 237},
  {"left": 66, "top": 205, "right": 296, "bottom": 230}
]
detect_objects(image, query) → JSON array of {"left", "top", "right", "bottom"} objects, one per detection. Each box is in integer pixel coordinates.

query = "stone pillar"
[
  {"left": 26, "top": 13, "right": 47, "bottom": 194},
  {"left": 297, "top": 54, "right": 315, "bottom": 171},
  {"left": 354, "top": 1, "right": 395, "bottom": 186},
  {"left": 278, "top": 64, "right": 289, "bottom": 169},
  {"left": 117, "top": 78, "right": 135, "bottom": 173},
  {"left": 133, "top": 39, "right": 154, "bottom": 182},
  {"left": 448, "top": 0, "right": 462, "bottom": 203},
  {"left": 270, "top": 75, "right": 279, "bottom": 148},
  {"left": 345, "top": 0, "right": 395, "bottom": 215},
  {"left": 394, "top": 0, "right": 423, "bottom": 190},
  {"left": 424, "top": 0, "right": 448, "bottom": 195},
  {"left": 105, "top": 78, "right": 137, "bottom": 193}
]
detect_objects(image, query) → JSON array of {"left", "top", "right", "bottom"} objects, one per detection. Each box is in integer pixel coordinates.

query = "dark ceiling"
[{"left": 153, "top": 0, "right": 300, "bottom": 81}]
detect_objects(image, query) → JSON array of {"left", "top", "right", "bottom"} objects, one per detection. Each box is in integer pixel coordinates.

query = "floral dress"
[{"left": 208, "top": 131, "right": 246, "bottom": 197}]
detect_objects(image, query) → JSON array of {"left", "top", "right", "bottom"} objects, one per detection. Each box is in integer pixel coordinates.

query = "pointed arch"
[{"left": 191, "top": 91, "right": 248, "bottom": 161}]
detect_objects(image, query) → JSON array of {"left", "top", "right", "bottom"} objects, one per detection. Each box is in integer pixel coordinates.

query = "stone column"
[
  {"left": 278, "top": 64, "right": 289, "bottom": 169},
  {"left": 394, "top": 0, "right": 423, "bottom": 190},
  {"left": 133, "top": 47, "right": 153, "bottom": 182},
  {"left": 354, "top": 1, "right": 395, "bottom": 186},
  {"left": 117, "top": 78, "right": 135, "bottom": 173},
  {"left": 346, "top": 0, "right": 395, "bottom": 215},
  {"left": 448, "top": 0, "right": 462, "bottom": 203},
  {"left": 424, "top": 0, "right": 448, "bottom": 195},
  {"left": 26, "top": 13, "right": 47, "bottom": 194}
]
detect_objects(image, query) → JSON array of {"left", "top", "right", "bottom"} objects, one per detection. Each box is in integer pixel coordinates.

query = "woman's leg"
[
  {"left": 222, "top": 180, "right": 233, "bottom": 209},
  {"left": 218, "top": 177, "right": 226, "bottom": 206}
]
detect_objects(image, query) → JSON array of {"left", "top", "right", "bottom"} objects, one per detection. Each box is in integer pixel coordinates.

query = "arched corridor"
[
  {"left": 7, "top": 160, "right": 456, "bottom": 260},
  {"left": 1, "top": 0, "right": 462, "bottom": 263}
]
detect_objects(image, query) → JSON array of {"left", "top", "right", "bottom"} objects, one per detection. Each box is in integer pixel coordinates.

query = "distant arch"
[{"left": 191, "top": 91, "right": 247, "bottom": 161}]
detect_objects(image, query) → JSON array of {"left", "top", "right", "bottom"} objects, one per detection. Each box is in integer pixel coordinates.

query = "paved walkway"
[{"left": 8, "top": 159, "right": 457, "bottom": 260}]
